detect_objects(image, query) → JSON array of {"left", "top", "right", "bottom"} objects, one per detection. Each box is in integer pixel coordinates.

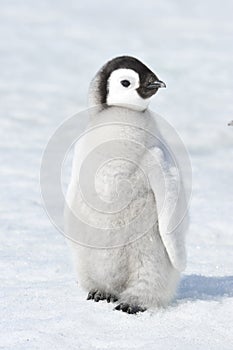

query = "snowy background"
[{"left": 1, "top": 0, "right": 233, "bottom": 349}]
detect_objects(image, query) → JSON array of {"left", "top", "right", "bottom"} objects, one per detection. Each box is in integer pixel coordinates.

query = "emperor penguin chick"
[{"left": 65, "top": 56, "right": 188, "bottom": 314}]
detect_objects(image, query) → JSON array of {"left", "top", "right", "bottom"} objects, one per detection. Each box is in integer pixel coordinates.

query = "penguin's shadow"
[{"left": 176, "top": 274, "right": 233, "bottom": 301}]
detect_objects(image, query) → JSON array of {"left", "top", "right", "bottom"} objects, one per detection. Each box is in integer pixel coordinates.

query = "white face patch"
[{"left": 106, "top": 68, "right": 150, "bottom": 111}]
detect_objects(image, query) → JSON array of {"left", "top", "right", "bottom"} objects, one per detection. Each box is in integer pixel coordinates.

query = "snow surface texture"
[{"left": 1, "top": 0, "right": 233, "bottom": 349}]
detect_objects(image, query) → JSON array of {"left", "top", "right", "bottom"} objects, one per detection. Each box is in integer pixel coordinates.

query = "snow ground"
[{"left": 0, "top": 0, "right": 233, "bottom": 349}]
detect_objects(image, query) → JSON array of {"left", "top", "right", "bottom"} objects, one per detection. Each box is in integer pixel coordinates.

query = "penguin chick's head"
[{"left": 90, "top": 56, "right": 166, "bottom": 111}]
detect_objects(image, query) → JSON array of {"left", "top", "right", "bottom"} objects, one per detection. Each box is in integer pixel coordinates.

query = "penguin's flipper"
[{"left": 146, "top": 146, "right": 189, "bottom": 272}]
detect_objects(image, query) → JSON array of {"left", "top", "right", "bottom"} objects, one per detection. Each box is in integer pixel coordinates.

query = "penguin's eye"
[{"left": 120, "top": 80, "right": 131, "bottom": 88}]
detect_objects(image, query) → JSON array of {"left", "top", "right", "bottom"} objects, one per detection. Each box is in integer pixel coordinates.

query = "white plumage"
[{"left": 65, "top": 56, "right": 188, "bottom": 313}]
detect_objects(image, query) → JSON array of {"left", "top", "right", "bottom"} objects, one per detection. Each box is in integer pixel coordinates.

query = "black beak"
[{"left": 146, "top": 80, "right": 166, "bottom": 90}]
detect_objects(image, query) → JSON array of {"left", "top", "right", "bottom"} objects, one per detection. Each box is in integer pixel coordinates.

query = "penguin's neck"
[{"left": 87, "top": 106, "right": 158, "bottom": 150}]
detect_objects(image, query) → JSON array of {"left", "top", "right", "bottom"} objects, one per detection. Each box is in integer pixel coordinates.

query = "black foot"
[
  {"left": 106, "top": 293, "right": 118, "bottom": 303},
  {"left": 87, "top": 290, "right": 118, "bottom": 303},
  {"left": 87, "top": 290, "right": 105, "bottom": 302},
  {"left": 115, "top": 303, "right": 146, "bottom": 314}
]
